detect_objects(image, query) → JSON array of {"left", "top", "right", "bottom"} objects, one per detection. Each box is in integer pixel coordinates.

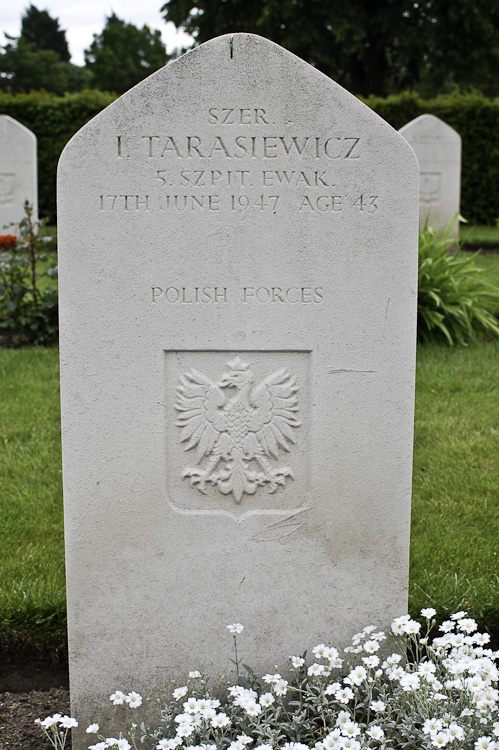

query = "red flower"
[{"left": 0, "top": 234, "right": 17, "bottom": 249}]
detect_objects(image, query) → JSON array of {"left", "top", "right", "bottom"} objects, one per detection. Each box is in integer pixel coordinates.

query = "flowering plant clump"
[{"left": 37, "top": 612, "right": 499, "bottom": 750}]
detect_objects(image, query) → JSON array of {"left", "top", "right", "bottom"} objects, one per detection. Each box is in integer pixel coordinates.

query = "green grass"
[
  {"left": 461, "top": 224, "right": 499, "bottom": 249},
  {"left": 410, "top": 340, "right": 499, "bottom": 626},
  {"left": 0, "top": 347, "right": 65, "bottom": 657},
  {"left": 0, "top": 335, "right": 498, "bottom": 654}
]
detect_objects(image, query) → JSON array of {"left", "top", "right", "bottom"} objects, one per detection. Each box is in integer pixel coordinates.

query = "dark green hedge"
[
  {"left": 1, "top": 90, "right": 499, "bottom": 225},
  {"left": 362, "top": 92, "right": 499, "bottom": 226},
  {"left": 0, "top": 90, "right": 116, "bottom": 224}
]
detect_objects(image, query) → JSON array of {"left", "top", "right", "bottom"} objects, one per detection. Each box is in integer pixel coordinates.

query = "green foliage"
[
  {"left": 84, "top": 13, "right": 169, "bottom": 94},
  {"left": 0, "top": 202, "right": 58, "bottom": 346},
  {"left": 20, "top": 4, "right": 70, "bottom": 62},
  {"left": 0, "top": 35, "right": 73, "bottom": 95},
  {"left": 417, "top": 220, "right": 499, "bottom": 345},
  {"left": 363, "top": 92, "right": 499, "bottom": 225},
  {"left": 161, "top": 0, "right": 499, "bottom": 98},
  {"left": 0, "top": 89, "right": 116, "bottom": 222}
]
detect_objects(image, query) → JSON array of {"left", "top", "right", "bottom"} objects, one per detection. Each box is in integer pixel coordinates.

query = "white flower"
[
  {"left": 176, "top": 724, "right": 195, "bottom": 737},
  {"left": 366, "top": 726, "right": 384, "bottom": 741},
  {"left": 324, "top": 682, "right": 341, "bottom": 695},
  {"left": 273, "top": 679, "right": 288, "bottom": 695},
  {"left": 403, "top": 619, "right": 421, "bottom": 634},
  {"left": 40, "top": 714, "right": 62, "bottom": 728},
  {"left": 451, "top": 611, "right": 468, "bottom": 620},
  {"left": 458, "top": 618, "right": 478, "bottom": 633},
  {"left": 370, "top": 701, "right": 386, "bottom": 713},
  {"left": 447, "top": 724, "right": 465, "bottom": 741},
  {"left": 423, "top": 718, "right": 443, "bottom": 735},
  {"left": 433, "top": 692, "right": 449, "bottom": 701},
  {"left": 259, "top": 692, "right": 275, "bottom": 706},
  {"left": 439, "top": 621, "right": 455, "bottom": 633},
  {"left": 362, "top": 656, "right": 380, "bottom": 669},
  {"left": 419, "top": 661, "right": 437, "bottom": 676},
  {"left": 244, "top": 702, "right": 262, "bottom": 717},
  {"left": 329, "top": 657, "right": 343, "bottom": 669},
  {"left": 227, "top": 623, "right": 244, "bottom": 634},
  {"left": 400, "top": 673, "right": 420, "bottom": 692},
  {"left": 254, "top": 746, "right": 273, "bottom": 750},
  {"left": 262, "top": 673, "right": 281, "bottom": 684},
  {"left": 308, "top": 663, "right": 326, "bottom": 676},
  {"left": 313, "top": 644, "right": 327, "bottom": 657},
  {"left": 59, "top": 716, "right": 78, "bottom": 728},
  {"left": 173, "top": 687, "right": 188, "bottom": 700},
  {"left": 125, "top": 691, "right": 142, "bottom": 708},
  {"left": 340, "top": 721, "right": 360, "bottom": 738},
  {"left": 290, "top": 656, "right": 305, "bottom": 668},
  {"left": 110, "top": 691, "right": 126, "bottom": 705},
  {"left": 475, "top": 738, "right": 497, "bottom": 750},
  {"left": 422, "top": 608, "right": 437, "bottom": 619},
  {"left": 336, "top": 711, "right": 352, "bottom": 726},
  {"left": 89, "top": 744, "right": 108, "bottom": 750},
  {"left": 157, "top": 740, "right": 182, "bottom": 750},
  {"left": 341, "top": 740, "right": 360, "bottom": 750},
  {"left": 189, "top": 670, "right": 202, "bottom": 679},
  {"left": 345, "top": 666, "right": 367, "bottom": 686},
  {"left": 117, "top": 741, "right": 131, "bottom": 750},
  {"left": 432, "top": 732, "right": 451, "bottom": 748},
  {"left": 363, "top": 640, "right": 380, "bottom": 654},
  {"left": 335, "top": 687, "right": 354, "bottom": 704},
  {"left": 383, "top": 653, "right": 402, "bottom": 667},
  {"left": 236, "top": 735, "right": 253, "bottom": 745},
  {"left": 493, "top": 723, "right": 499, "bottom": 738},
  {"left": 86, "top": 724, "right": 100, "bottom": 734},
  {"left": 211, "top": 713, "right": 231, "bottom": 728},
  {"left": 391, "top": 615, "right": 411, "bottom": 634}
]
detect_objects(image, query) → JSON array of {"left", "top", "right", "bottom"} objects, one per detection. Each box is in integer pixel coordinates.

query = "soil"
[{"left": 0, "top": 659, "right": 70, "bottom": 750}]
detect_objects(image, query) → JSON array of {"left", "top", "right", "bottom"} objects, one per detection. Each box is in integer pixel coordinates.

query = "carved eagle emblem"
[{"left": 175, "top": 357, "right": 301, "bottom": 503}]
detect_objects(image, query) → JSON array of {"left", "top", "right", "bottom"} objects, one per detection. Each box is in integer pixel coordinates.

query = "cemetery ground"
[{"left": 0, "top": 255, "right": 498, "bottom": 748}]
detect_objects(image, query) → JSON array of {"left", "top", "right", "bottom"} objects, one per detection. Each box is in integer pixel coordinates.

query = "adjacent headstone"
[
  {"left": 399, "top": 114, "right": 461, "bottom": 238},
  {"left": 58, "top": 34, "right": 419, "bottom": 745},
  {"left": 0, "top": 115, "right": 37, "bottom": 232}
]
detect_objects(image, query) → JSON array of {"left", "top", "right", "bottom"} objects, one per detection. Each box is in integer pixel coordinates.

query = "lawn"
[{"left": 0, "top": 258, "right": 498, "bottom": 655}]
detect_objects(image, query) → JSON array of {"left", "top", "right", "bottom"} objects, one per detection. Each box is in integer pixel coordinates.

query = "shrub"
[
  {"left": 417, "top": 221, "right": 499, "bottom": 345},
  {"left": 0, "top": 202, "right": 58, "bottom": 346},
  {"left": 37, "top": 612, "right": 499, "bottom": 750}
]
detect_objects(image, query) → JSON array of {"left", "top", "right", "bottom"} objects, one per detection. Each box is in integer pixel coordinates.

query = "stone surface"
[
  {"left": 57, "top": 34, "right": 419, "bottom": 745},
  {"left": 399, "top": 113, "right": 461, "bottom": 237},
  {"left": 0, "top": 115, "right": 37, "bottom": 232}
]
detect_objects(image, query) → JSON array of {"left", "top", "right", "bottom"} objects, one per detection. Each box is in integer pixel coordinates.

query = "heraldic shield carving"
[{"left": 174, "top": 356, "right": 301, "bottom": 504}]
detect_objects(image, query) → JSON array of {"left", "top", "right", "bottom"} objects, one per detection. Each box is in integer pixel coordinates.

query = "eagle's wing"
[
  {"left": 175, "top": 368, "right": 228, "bottom": 462},
  {"left": 247, "top": 368, "right": 300, "bottom": 458}
]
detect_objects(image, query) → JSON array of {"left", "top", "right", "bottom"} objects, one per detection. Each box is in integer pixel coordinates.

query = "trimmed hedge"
[
  {"left": 0, "top": 90, "right": 116, "bottom": 224},
  {"left": 363, "top": 92, "right": 499, "bottom": 226},
  {"left": 1, "top": 89, "right": 499, "bottom": 225}
]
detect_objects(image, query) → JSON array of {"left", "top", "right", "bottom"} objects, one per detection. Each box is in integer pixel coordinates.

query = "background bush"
[
  {"left": 363, "top": 91, "right": 499, "bottom": 226},
  {"left": 0, "top": 90, "right": 115, "bottom": 224},
  {"left": 1, "top": 90, "right": 499, "bottom": 225}
]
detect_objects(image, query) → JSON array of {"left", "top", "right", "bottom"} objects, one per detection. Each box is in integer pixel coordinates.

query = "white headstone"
[
  {"left": 399, "top": 114, "right": 461, "bottom": 238},
  {"left": 0, "top": 115, "right": 37, "bottom": 232},
  {"left": 58, "top": 34, "right": 419, "bottom": 745}
]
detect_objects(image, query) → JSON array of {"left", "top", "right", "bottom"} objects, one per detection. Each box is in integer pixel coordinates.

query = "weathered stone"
[
  {"left": 58, "top": 34, "right": 419, "bottom": 746},
  {"left": 0, "top": 115, "right": 37, "bottom": 232},
  {"left": 399, "top": 113, "right": 461, "bottom": 238}
]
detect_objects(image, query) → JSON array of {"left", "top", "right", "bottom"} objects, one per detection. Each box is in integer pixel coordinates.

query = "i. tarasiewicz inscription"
[{"left": 175, "top": 357, "right": 300, "bottom": 503}]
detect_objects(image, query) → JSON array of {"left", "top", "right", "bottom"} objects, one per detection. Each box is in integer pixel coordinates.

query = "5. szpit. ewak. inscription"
[{"left": 175, "top": 357, "right": 300, "bottom": 503}]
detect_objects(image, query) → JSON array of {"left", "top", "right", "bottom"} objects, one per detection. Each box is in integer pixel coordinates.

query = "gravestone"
[
  {"left": 58, "top": 34, "right": 419, "bottom": 745},
  {"left": 399, "top": 114, "right": 461, "bottom": 238},
  {"left": 0, "top": 115, "right": 37, "bottom": 232}
]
